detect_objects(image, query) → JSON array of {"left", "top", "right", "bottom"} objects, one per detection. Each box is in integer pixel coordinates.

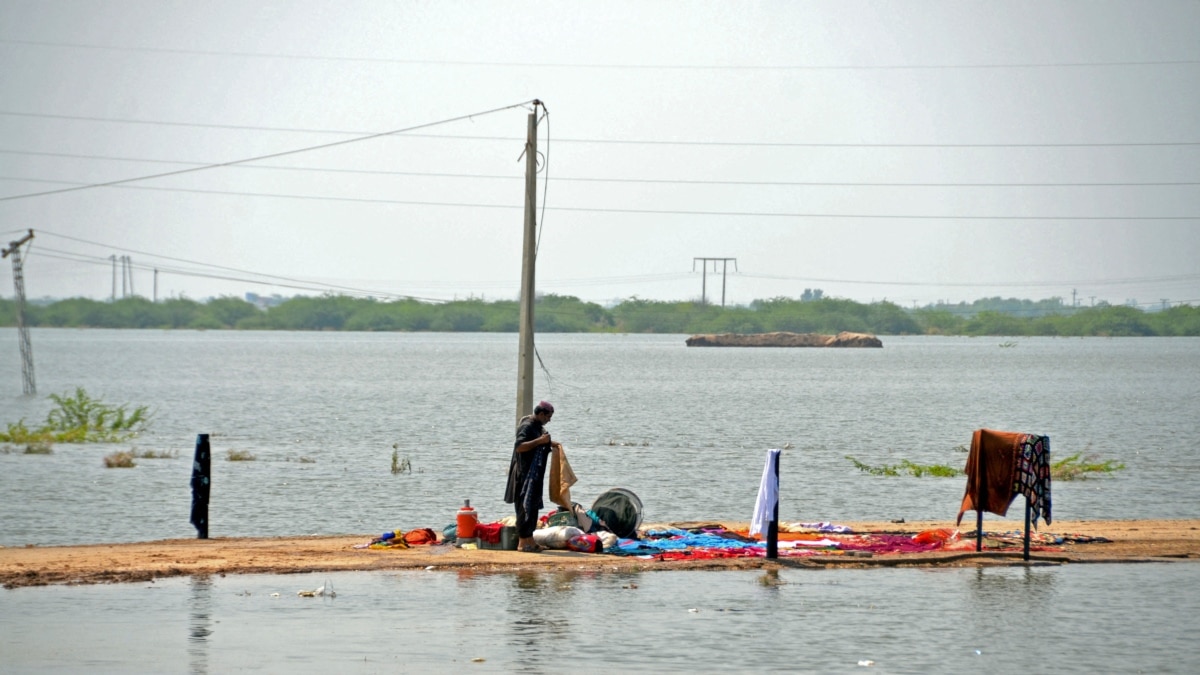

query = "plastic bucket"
[{"left": 590, "top": 488, "right": 643, "bottom": 539}]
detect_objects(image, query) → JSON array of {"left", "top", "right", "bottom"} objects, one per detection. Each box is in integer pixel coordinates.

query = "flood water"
[
  {"left": 3, "top": 564, "right": 1200, "bottom": 674},
  {"left": 1, "top": 329, "right": 1198, "bottom": 672}
]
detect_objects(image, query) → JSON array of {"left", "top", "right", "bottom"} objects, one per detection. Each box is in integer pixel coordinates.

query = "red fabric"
[
  {"left": 567, "top": 534, "right": 601, "bottom": 553},
  {"left": 474, "top": 522, "right": 503, "bottom": 544},
  {"left": 657, "top": 548, "right": 762, "bottom": 561},
  {"left": 402, "top": 528, "right": 438, "bottom": 546},
  {"left": 958, "top": 429, "right": 1026, "bottom": 524}
]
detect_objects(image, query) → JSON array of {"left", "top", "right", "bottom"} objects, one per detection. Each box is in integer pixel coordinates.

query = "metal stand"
[
  {"left": 1024, "top": 496, "right": 1032, "bottom": 561},
  {"left": 766, "top": 451, "right": 779, "bottom": 559}
]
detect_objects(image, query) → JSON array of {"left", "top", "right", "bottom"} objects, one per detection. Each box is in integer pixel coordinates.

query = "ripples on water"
[
  {"left": 1, "top": 331, "right": 1198, "bottom": 546},
  {"left": 2, "top": 564, "right": 1199, "bottom": 673}
]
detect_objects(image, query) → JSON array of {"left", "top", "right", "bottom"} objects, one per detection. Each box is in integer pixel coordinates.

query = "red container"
[{"left": 456, "top": 499, "right": 478, "bottom": 540}]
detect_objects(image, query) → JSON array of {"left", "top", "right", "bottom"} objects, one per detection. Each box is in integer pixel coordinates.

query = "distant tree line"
[{"left": 1, "top": 293, "right": 1197, "bottom": 337}]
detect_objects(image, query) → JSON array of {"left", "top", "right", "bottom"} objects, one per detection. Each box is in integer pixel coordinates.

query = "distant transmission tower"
[
  {"left": 2, "top": 229, "right": 36, "bottom": 395},
  {"left": 693, "top": 257, "right": 738, "bottom": 306}
]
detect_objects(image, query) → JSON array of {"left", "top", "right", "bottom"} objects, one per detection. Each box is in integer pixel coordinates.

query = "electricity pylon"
[{"left": 2, "top": 229, "right": 36, "bottom": 395}]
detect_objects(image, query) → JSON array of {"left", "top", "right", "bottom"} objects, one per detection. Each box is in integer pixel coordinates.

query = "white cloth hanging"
[{"left": 750, "top": 448, "right": 782, "bottom": 537}]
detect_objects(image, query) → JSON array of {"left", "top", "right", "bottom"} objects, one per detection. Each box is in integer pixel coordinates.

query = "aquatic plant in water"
[
  {"left": 391, "top": 448, "right": 412, "bottom": 474},
  {"left": 131, "top": 449, "right": 178, "bottom": 459},
  {"left": 226, "top": 449, "right": 257, "bottom": 461},
  {"left": 1052, "top": 452, "right": 1125, "bottom": 480},
  {"left": 848, "top": 450, "right": 1125, "bottom": 480},
  {"left": 846, "top": 456, "right": 964, "bottom": 478},
  {"left": 103, "top": 451, "right": 137, "bottom": 468},
  {"left": 0, "top": 388, "right": 151, "bottom": 445}
]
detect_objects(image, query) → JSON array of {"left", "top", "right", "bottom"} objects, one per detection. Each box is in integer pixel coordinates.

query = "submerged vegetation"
[
  {"left": 847, "top": 456, "right": 963, "bottom": 478},
  {"left": 391, "top": 448, "right": 412, "bottom": 475},
  {"left": 848, "top": 449, "right": 1126, "bottom": 481},
  {"left": 132, "top": 449, "right": 179, "bottom": 459},
  {"left": 226, "top": 449, "right": 257, "bottom": 461},
  {"left": 1051, "top": 453, "right": 1126, "bottom": 480},
  {"left": 3, "top": 293, "right": 1198, "bottom": 337},
  {"left": 0, "top": 388, "right": 151, "bottom": 446},
  {"left": 104, "top": 451, "right": 137, "bottom": 468}
]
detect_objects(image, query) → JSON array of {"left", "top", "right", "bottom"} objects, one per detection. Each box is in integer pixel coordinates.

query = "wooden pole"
[{"left": 515, "top": 107, "right": 539, "bottom": 426}]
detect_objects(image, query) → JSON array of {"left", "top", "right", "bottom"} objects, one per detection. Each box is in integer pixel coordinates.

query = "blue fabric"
[{"left": 632, "top": 528, "right": 765, "bottom": 552}]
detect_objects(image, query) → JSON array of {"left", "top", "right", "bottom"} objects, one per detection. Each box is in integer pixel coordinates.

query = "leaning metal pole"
[{"left": 2, "top": 229, "right": 36, "bottom": 395}]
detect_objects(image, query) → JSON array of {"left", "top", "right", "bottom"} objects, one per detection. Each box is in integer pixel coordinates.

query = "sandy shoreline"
[{"left": 3, "top": 519, "right": 1198, "bottom": 589}]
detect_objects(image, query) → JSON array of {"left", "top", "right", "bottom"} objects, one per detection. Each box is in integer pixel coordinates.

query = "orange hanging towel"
[
  {"left": 957, "top": 429, "right": 1027, "bottom": 525},
  {"left": 549, "top": 444, "right": 578, "bottom": 509}
]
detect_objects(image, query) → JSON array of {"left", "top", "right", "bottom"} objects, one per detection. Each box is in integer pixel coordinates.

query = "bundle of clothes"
[{"left": 356, "top": 519, "right": 1091, "bottom": 558}]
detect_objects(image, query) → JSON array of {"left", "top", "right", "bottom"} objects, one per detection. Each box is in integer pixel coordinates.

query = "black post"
[
  {"left": 190, "top": 434, "right": 211, "bottom": 539},
  {"left": 766, "top": 451, "right": 779, "bottom": 559},
  {"left": 975, "top": 434, "right": 986, "bottom": 552},
  {"left": 1024, "top": 497, "right": 1032, "bottom": 561},
  {"left": 976, "top": 510, "right": 983, "bottom": 552}
]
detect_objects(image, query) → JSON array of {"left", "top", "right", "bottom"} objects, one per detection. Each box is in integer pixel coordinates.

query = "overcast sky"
[{"left": 1, "top": 1, "right": 1198, "bottom": 308}]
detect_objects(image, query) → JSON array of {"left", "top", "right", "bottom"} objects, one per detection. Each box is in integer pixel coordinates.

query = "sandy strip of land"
[{"left": 2, "top": 519, "right": 1197, "bottom": 589}]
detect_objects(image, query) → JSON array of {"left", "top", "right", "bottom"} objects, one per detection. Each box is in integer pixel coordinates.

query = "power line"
[
  {"left": 34, "top": 231, "right": 453, "bottom": 302},
  {"left": 32, "top": 246, "right": 456, "bottom": 302},
  {"left": 35, "top": 232, "right": 1198, "bottom": 295},
  {"left": 33, "top": 247, "right": 1200, "bottom": 311},
  {"left": 545, "top": 205, "right": 1198, "bottom": 221},
  {"left": 0, "top": 101, "right": 538, "bottom": 202},
  {"left": 741, "top": 271, "right": 1200, "bottom": 288},
  {"left": 5, "top": 38, "right": 1199, "bottom": 70},
  {"left": 4, "top": 111, "right": 1200, "bottom": 147},
  {"left": 4, "top": 152, "right": 1199, "bottom": 188},
  {"left": 7, "top": 180, "right": 1196, "bottom": 219},
  {"left": 8, "top": 179, "right": 1197, "bottom": 219}
]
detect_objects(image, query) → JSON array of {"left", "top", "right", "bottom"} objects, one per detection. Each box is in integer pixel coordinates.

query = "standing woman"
[{"left": 505, "top": 401, "right": 559, "bottom": 552}]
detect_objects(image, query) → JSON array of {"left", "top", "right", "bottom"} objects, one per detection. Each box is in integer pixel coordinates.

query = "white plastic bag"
[
  {"left": 597, "top": 531, "right": 619, "bottom": 551},
  {"left": 533, "top": 525, "right": 583, "bottom": 549}
]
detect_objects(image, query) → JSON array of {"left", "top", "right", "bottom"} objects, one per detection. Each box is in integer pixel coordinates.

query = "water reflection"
[
  {"left": 968, "top": 565, "right": 1059, "bottom": 603},
  {"left": 189, "top": 575, "right": 213, "bottom": 675},
  {"left": 964, "top": 566, "right": 1059, "bottom": 637},
  {"left": 504, "top": 570, "right": 594, "bottom": 667}
]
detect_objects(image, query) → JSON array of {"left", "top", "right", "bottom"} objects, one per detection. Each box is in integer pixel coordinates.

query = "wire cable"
[
  {"left": 5, "top": 179, "right": 1194, "bottom": 219},
  {"left": 740, "top": 271, "right": 1200, "bottom": 288},
  {"left": 537, "top": 104, "right": 549, "bottom": 253},
  {"left": 5, "top": 38, "right": 1199, "bottom": 70},
  {"left": 34, "top": 231, "right": 453, "bottom": 302},
  {"left": 30, "top": 246, "right": 458, "bottom": 302},
  {"left": 0, "top": 101, "right": 538, "bottom": 202},
  {"left": 6, "top": 151, "right": 1198, "bottom": 187},
  {"left": 4, "top": 111, "right": 1199, "bottom": 148}
]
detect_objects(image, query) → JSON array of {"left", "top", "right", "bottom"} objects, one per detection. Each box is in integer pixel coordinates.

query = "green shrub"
[{"left": 0, "top": 388, "right": 150, "bottom": 444}]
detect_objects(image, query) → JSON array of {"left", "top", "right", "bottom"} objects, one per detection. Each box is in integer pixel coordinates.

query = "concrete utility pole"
[
  {"left": 123, "top": 256, "right": 135, "bottom": 297},
  {"left": 110, "top": 254, "right": 117, "bottom": 301},
  {"left": 2, "top": 229, "right": 36, "bottom": 395},
  {"left": 515, "top": 101, "right": 544, "bottom": 427},
  {"left": 692, "top": 257, "right": 738, "bottom": 306}
]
